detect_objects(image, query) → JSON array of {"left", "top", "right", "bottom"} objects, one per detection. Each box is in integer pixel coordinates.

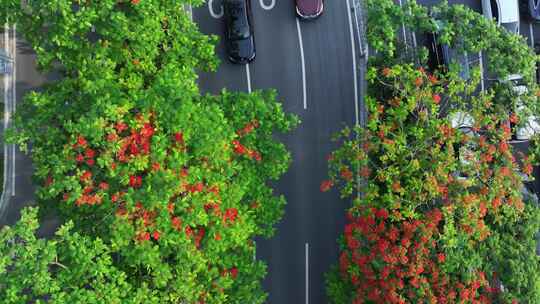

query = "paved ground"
[
  {"left": 193, "top": 1, "right": 359, "bottom": 303},
  {"left": 0, "top": 33, "right": 60, "bottom": 236},
  {"left": 3, "top": 1, "right": 540, "bottom": 304}
]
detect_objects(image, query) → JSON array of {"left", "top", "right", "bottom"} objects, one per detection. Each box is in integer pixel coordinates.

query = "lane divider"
[
  {"left": 1, "top": 23, "right": 9, "bottom": 216},
  {"left": 398, "top": 0, "right": 408, "bottom": 52},
  {"left": 346, "top": 0, "right": 359, "bottom": 126},
  {"left": 0, "top": 23, "right": 15, "bottom": 219},
  {"left": 305, "top": 242, "right": 309, "bottom": 304},
  {"left": 245, "top": 63, "right": 252, "bottom": 93},
  {"left": 479, "top": 51, "right": 485, "bottom": 92},
  {"left": 11, "top": 23, "right": 15, "bottom": 197},
  {"left": 185, "top": 4, "right": 193, "bottom": 21},
  {"left": 296, "top": 18, "right": 307, "bottom": 109}
]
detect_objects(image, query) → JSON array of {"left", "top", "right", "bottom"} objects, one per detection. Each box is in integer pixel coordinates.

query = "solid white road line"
[
  {"left": 245, "top": 63, "right": 252, "bottom": 93},
  {"left": 186, "top": 4, "right": 193, "bottom": 21},
  {"left": 530, "top": 23, "right": 535, "bottom": 47},
  {"left": 296, "top": 18, "right": 307, "bottom": 109},
  {"left": 2, "top": 23, "right": 8, "bottom": 208},
  {"left": 352, "top": 0, "right": 364, "bottom": 57},
  {"left": 479, "top": 51, "right": 485, "bottom": 92},
  {"left": 11, "top": 24, "right": 15, "bottom": 197},
  {"left": 259, "top": 0, "right": 276, "bottom": 10},
  {"left": 398, "top": 0, "right": 408, "bottom": 51},
  {"left": 346, "top": 0, "right": 360, "bottom": 126},
  {"left": 305, "top": 242, "right": 309, "bottom": 304},
  {"left": 407, "top": 1, "right": 417, "bottom": 49}
]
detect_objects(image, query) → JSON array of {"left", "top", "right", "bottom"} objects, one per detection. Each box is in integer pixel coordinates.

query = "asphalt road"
[
  {"left": 0, "top": 33, "right": 60, "bottom": 236},
  {"left": 0, "top": 4, "right": 359, "bottom": 303},
  {"left": 195, "top": 1, "right": 540, "bottom": 303},
  {"left": 194, "top": 1, "right": 358, "bottom": 303},
  {"left": 3, "top": 1, "right": 540, "bottom": 304}
]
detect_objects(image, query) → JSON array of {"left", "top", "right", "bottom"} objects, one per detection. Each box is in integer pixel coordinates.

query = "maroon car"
[{"left": 296, "top": 0, "right": 323, "bottom": 19}]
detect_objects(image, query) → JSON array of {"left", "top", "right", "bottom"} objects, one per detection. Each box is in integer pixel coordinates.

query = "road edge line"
[
  {"left": 11, "top": 23, "right": 14, "bottom": 197},
  {"left": 305, "top": 242, "right": 309, "bottom": 304},
  {"left": 296, "top": 18, "right": 307, "bottom": 109},
  {"left": 346, "top": 0, "right": 359, "bottom": 126},
  {"left": 0, "top": 24, "right": 8, "bottom": 219},
  {"left": 246, "top": 63, "right": 252, "bottom": 93}
]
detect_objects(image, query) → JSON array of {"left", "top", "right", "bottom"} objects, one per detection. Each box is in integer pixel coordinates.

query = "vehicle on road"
[
  {"left": 224, "top": 0, "right": 256, "bottom": 64},
  {"left": 424, "top": 18, "right": 470, "bottom": 80},
  {"left": 520, "top": 0, "right": 540, "bottom": 21},
  {"left": 507, "top": 75, "right": 540, "bottom": 140},
  {"left": 482, "top": 0, "right": 520, "bottom": 33},
  {"left": 480, "top": 1, "right": 540, "bottom": 140},
  {"left": 296, "top": 0, "right": 323, "bottom": 19},
  {"left": 425, "top": 31, "right": 470, "bottom": 80}
]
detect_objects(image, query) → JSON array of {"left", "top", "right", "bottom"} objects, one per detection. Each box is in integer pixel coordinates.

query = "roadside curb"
[{"left": 0, "top": 23, "right": 15, "bottom": 223}]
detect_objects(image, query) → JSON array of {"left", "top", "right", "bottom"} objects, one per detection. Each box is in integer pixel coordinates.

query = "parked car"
[
  {"left": 480, "top": 0, "right": 539, "bottom": 140},
  {"left": 520, "top": 0, "right": 540, "bottom": 21},
  {"left": 511, "top": 80, "right": 540, "bottom": 140},
  {"left": 425, "top": 31, "right": 470, "bottom": 80},
  {"left": 448, "top": 111, "right": 476, "bottom": 179},
  {"left": 224, "top": 0, "right": 256, "bottom": 64},
  {"left": 296, "top": 0, "right": 323, "bottom": 19},
  {"left": 482, "top": 0, "right": 520, "bottom": 34}
]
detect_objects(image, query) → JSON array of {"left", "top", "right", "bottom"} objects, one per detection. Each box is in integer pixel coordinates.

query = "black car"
[
  {"left": 520, "top": 0, "right": 540, "bottom": 21},
  {"left": 224, "top": 0, "right": 256, "bottom": 64},
  {"left": 424, "top": 16, "right": 471, "bottom": 81},
  {"left": 425, "top": 31, "right": 470, "bottom": 80}
]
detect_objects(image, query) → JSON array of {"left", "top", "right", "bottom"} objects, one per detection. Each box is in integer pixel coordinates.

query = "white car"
[
  {"left": 511, "top": 82, "right": 540, "bottom": 140},
  {"left": 481, "top": 0, "right": 520, "bottom": 34},
  {"left": 449, "top": 111, "right": 477, "bottom": 179}
]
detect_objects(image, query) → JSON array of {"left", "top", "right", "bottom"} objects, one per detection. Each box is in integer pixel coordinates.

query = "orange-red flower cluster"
[
  {"left": 231, "top": 140, "right": 262, "bottom": 161},
  {"left": 340, "top": 207, "right": 490, "bottom": 303},
  {"left": 117, "top": 122, "right": 155, "bottom": 162},
  {"left": 236, "top": 119, "right": 260, "bottom": 137}
]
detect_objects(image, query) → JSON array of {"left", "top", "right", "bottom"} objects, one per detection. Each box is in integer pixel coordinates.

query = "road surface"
[
  {"left": 193, "top": 1, "right": 360, "bottom": 303},
  {"left": 3, "top": 1, "right": 540, "bottom": 303}
]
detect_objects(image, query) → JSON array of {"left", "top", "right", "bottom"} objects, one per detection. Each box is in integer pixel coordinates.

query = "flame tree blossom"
[
  {"left": 325, "top": 61, "right": 540, "bottom": 303},
  {"left": 1, "top": 0, "right": 299, "bottom": 302}
]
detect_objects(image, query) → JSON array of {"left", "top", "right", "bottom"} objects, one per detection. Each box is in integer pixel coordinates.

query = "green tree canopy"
[
  {"left": 1, "top": 0, "right": 300, "bottom": 303},
  {"left": 325, "top": 0, "right": 540, "bottom": 302},
  {"left": 0, "top": 207, "right": 142, "bottom": 304}
]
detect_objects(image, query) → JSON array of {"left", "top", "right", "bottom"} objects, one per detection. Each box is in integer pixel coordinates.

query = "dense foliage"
[
  {"left": 1, "top": 207, "right": 137, "bottom": 303},
  {"left": 0, "top": 0, "right": 299, "bottom": 303},
  {"left": 325, "top": 0, "right": 540, "bottom": 303},
  {"left": 367, "top": 0, "right": 536, "bottom": 84}
]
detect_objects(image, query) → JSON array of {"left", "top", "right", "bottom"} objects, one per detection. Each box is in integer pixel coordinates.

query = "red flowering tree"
[
  {"left": 324, "top": 63, "right": 540, "bottom": 303},
  {"left": 325, "top": 0, "right": 540, "bottom": 302},
  {"left": 3, "top": 0, "right": 299, "bottom": 303},
  {"left": 10, "top": 88, "right": 297, "bottom": 303}
]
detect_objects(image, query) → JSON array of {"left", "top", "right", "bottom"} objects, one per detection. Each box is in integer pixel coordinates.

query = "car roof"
[
  {"left": 297, "top": 0, "right": 323, "bottom": 12},
  {"left": 498, "top": 0, "right": 519, "bottom": 23},
  {"left": 228, "top": 0, "right": 246, "bottom": 6}
]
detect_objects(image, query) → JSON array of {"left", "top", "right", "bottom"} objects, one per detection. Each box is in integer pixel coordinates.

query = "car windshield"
[
  {"left": 501, "top": 22, "right": 519, "bottom": 34},
  {"left": 490, "top": 0, "right": 499, "bottom": 22},
  {"left": 226, "top": 2, "right": 250, "bottom": 40}
]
